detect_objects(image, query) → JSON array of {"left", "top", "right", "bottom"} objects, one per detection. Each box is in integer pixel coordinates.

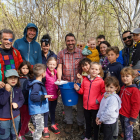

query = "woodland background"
[{"left": 0, "top": 0, "right": 140, "bottom": 53}]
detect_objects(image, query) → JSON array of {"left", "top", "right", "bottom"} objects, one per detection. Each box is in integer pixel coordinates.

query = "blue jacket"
[
  {"left": 0, "top": 86, "right": 24, "bottom": 118},
  {"left": 28, "top": 80, "right": 49, "bottom": 115},
  {"left": 13, "top": 23, "right": 42, "bottom": 65},
  {"left": 97, "top": 92, "right": 121, "bottom": 124}
]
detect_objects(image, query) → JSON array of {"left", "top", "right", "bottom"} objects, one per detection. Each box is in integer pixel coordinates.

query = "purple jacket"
[
  {"left": 0, "top": 86, "right": 24, "bottom": 118},
  {"left": 45, "top": 68, "right": 58, "bottom": 99}
]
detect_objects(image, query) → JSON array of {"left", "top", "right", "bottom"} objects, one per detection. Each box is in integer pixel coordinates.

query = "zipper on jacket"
[{"left": 28, "top": 42, "right": 30, "bottom": 62}]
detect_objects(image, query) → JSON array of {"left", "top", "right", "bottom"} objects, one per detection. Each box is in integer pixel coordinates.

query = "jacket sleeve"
[
  {"left": 77, "top": 79, "right": 85, "bottom": 95},
  {"left": 0, "top": 88, "right": 11, "bottom": 105},
  {"left": 37, "top": 44, "right": 42, "bottom": 64},
  {"left": 130, "top": 88, "right": 140, "bottom": 122},
  {"left": 82, "top": 46, "right": 92, "bottom": 55},
  {"left": 17, "top": 49, "right": 23, "bottom": 64},
  {"left": 100, "top": 97, "right": 118, "bottom": 122},
  {"left": 132, "top": 44, "right": 140, "bottom": 66},
  {"left": 117, "top": 50, "right": 124, "bottom": 66},
  {"left": 16, "top": 89, "right": 25, "bottom": 109},
  {"left": 97, "top": 80, "right": 105, "bottom": 103}
]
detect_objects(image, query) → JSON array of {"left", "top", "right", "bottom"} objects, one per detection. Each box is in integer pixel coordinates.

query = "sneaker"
[
  {"left": 42, "top": 127, "right": 50, "bottom": 138},
  {"left": 83, "top": 137, "right": 92, "bottom": 140},
  {"left": 24, "top": 130, "right": 33, "bottom": 137},
  {"left": 50, "top": 124, "right": 60, "bottom": 134},
  {"left": 18, "top": 136, "right": 27, "bottom": 140}
]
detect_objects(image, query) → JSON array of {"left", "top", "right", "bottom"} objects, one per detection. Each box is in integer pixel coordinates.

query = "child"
[
  {"left": 82, "top": 37, "right": 99, "bottom": 62},
  {"left": 45, "top": 57, "right": 60, "bottom": 134},
  {"left": 74, "top": 62, "right": 105, "bottom": 140},
  {"left": 77, "top": 58, "right": 91, "bottom": 83},
  {"left": 28, "top": 64, "right": 53, "bottom": 140},
  {"left": 18, "top": 61, "right": 34, "bottom": 139},
  {"left": 130, "top": 28, "right": 140, "bottom": 69},
  {"left": 105, "top": 46, "right": 123, "bottom": 86},
  {"left": 96, "top": 76, "right": 121, "bottom": 140},
  {"left": 77, "top": 41, "right": 85, "bottom": 50},
  {"left": 119, "top": 67, "right": 140, "bottom": 140},
  {"left": 0, "top": 69, "right": 24, "bottom": 140}
]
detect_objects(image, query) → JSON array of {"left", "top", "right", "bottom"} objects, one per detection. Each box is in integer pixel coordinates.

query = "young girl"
[
  {"left": 96, "top": 76, "right": 121, "bottom": 140},
  {"left": 74, "top": 62, "right": 105, "bottom": 140},
  {"left": 119, "top": 67, "right": 140, "bottom": 140},
  {"left": 45, "top": 57, "right": 60, "bottom": 134},
  {"left": 18, "top": 61, "right": 34, "bottom": 140},
  {"left": 0, "top": 69, "right": 24, "bottom": 140}
]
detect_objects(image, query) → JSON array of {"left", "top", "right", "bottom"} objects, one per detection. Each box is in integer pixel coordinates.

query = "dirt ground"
[{"left": 26, "top": 96, "right": 140, "bottom": 140}]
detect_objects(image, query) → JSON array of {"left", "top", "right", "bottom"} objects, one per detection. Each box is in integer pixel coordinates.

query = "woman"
[
  {"left": 99, "top": 41, "right": 111, "bottom": 71},
  {"left": 41, "top": 34, "right": 57, "bottom": 65}
]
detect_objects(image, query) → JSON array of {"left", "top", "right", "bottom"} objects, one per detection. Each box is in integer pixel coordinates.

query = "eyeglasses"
[
  {"left": 77, "top": 44, "right": 83, "bottom": 47},
  {"left": 123, "top": 36, "right": 132, "bottom": 41}
]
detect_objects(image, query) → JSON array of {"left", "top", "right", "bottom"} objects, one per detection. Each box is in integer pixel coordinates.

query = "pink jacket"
[{"left": 45, "top": 68, "right": 58, "bottom": 99}]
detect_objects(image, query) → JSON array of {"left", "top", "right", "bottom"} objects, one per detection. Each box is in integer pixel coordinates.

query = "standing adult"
[
  {"left": 0, "top": 29, "right": 23, "bottom": 87},
  {"left": 40, "top": 34, "right": 57, "bottom": 65},
  {"left": 57, "top": 33, "right": 84, "bottom": 133},
  {"left": 13, "top": 23, "right": 42, "bottom": 65},
  {"left": 96, "top": 35, "right": 105, "bottom": 53}
]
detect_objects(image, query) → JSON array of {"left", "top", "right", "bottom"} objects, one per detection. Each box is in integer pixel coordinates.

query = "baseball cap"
[
  {"left": 5, "top": 69, "right": 19, "bottom": 78},
  {"left": 131, "top": 28, "right": 140, "bottom": 34}
]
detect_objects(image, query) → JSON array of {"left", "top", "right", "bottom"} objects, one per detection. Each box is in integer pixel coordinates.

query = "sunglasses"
[
  {"left": 77, "top": 44, "right": 83, "bottom": 47},
  {"left": 41, "top": 39, "right": 49, "bottom": 42},
  {"left": 123, "top": 36, "right": 132, "bottom": 41}
]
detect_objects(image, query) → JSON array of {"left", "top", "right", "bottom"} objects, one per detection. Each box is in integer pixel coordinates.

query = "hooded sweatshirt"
[
  {"left": 97, "top": 92, "right": 121, "bottom": 124},
  {"left": 13, "top": 23, "right": 42, "bottom": 65}
]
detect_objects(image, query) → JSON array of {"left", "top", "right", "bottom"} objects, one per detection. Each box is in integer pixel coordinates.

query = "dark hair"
[
  {"left": 33, "top": 64, "right": 46, "bottom": 77},
  {"left": 18, "top": 61, "right": 34, "bottom": 79},
  {"left": 104, "top": 76, "right": 120, "bottom": 93},
  {"left": 106, "top": 46, "right": 119, "bottom": 55},
  {"left": 122, "top": 31, "right": 131, "bottom": 36},
  {"left": 97, "top": 35, "right": 105, "bottom": 40},
  {"left": 40, "top": 34, "right": 51, "bottom": 46},
  {"left": 4, "top": 77, "right": 20, "bottom": 87},
  {"left": 65, "top": 33, "right": 76, "bottom": 41},
  {"left": 0, "top": 29, "right": 15, "bottom": 40},
  {"left": 99, "top": 41, "right": 111, "bottom": 49}
]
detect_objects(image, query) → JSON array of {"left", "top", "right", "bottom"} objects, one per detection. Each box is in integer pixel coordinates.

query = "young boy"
[
  {"left": 130, "top": 28, "right": 140, "bottom": 69},
  {"left": 28, "top": 64, "right": 53, "bottom": 140},
  {"left": 105, "top": 46, "right": 123, "bottom": 87},
  {"left": 82, "top": 37, "right": 99, "bottom": 62}
]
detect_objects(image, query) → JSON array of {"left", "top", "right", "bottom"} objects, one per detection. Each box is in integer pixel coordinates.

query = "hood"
[
  {"left": 109, "top": 62, "right": 122, "bottom": 66},
  {"left": 27, "top": 79, "right": 43, "bottom": 89},
  {"left": 113, "top": 94, "right": 121, "bottom": 109},
  {"left": 125, "top": 84, "right": 137, "bottom": 88},
  {"left": 23, "top": 23, "right": 38, "bottom": 42}
]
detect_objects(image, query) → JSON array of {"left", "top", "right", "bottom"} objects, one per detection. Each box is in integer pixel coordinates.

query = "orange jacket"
[
  {"left": 77, "top": 76, "right": 105, "bottom": 110},
  {"left": 0, "top": 47, "right": 23, "bottom": 81}
]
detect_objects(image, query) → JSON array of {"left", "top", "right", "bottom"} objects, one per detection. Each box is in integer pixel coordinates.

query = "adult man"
[
  {"left": 96, "top": 35, "right": 105, "bottom": 53},
  {"left": 57, "top": 33, "right": 84, "bottom": 133},
  {"left": 0, "top": 29, "right": 23, "bottom": 87},
  {"left": 117, "top": 31, "right": 133, "bottom": 66},
  {"left": 13, "top": 23, "right": 42, "bottom": 65}
]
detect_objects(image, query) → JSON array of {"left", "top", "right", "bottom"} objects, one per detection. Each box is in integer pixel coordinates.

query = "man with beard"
[
  {"left": 117, "top": 31, "right": 134, "bottom": 66},
  {"left": 57, "top": 33, "right": 84, "bottom": 134}
]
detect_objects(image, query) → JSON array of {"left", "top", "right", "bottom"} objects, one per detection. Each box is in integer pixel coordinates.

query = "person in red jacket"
[
  {"left": 0, "top": 29, "right": 23, "bottom": 88},
  {"left": 74, "top": 62, "right": 105, "bottom": 140},
  {"left": 120, "top": 67, "right": 140, "bottom": 140}
]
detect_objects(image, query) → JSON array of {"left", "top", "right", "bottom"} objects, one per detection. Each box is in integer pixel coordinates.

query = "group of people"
[{"left": 0, "top": 22, "right": 140, "bottom": 140}]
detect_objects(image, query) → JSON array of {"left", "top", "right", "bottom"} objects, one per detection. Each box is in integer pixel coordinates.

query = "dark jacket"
[
  {"left": 13, "top": 23, "right": 42, "bottom": 65},
  {"left": 0, "top": 86, "right": 24, "bottom": 118},
  {"left": 42, "top": 50, "right": 57, "bottom": 65}
]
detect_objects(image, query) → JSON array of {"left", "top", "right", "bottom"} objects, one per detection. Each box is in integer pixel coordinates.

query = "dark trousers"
[
  {"left": 103, "top": 121, "right": 116, "bottom": 140},
  {"left": 84, "top": 109, "right": 99, "bottom": 140},
  {"left": 49, "top": 100, "right": 57, "bottom": 125},
  {"left": 44, "top": 112, "right": 49, "bottom": 127}
]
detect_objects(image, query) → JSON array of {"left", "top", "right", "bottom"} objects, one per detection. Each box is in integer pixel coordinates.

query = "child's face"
[
  {"left": 107, "top": 51, "right": 119, "bottom": 64},
  {"left": 81, "top": 62, "right": 90, "bottom": 72},
  {"left": 21, "top": 65, "right": 29, "bottom": 76},
  {"left": 105, "top": 84, "right": 117, "bottom": 94},
  {"left": 121, "top": 74, "right": 133, "bottom": 86},
  {"left": 7, "top": 76, "right": 18, "bottom": 86},
  {"left": 132, "top": 33, "right": 140, "bottom": 43},
  {"left": 88, "top": 40, "right": 96, "bottom": 50},
  {"left": 89, "top": 64, "right": 100, "bottom": 78},
  {"left": 47, "top": 60, "right": 57, "bottom": 72}
]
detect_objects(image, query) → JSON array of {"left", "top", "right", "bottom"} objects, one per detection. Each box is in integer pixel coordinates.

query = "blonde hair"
[
  {"left": 33, "top": 64, "right": 46, "bottom": 77},
  {"left": 90, "top": 62, "right": 104, "bottom": 78},
  {"left": 87, "top": 37, "right": 96, "bottom": 43},
  {"left": 120, "top": 67, "right": 135, "bottom": 77},
  {"left": 47, "top": 57, "right": 57, "bottom": 64}
]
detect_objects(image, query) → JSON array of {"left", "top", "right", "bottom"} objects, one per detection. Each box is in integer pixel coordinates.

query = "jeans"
[{"left": 0, "top": 115, "right": 20, "bottom": 140}]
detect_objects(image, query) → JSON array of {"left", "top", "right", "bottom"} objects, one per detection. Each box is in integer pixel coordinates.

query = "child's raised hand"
[
  {"left": 77, "top": 73, "right": 82, "bottom": 79},
  {"left": 0, "top": 81, "right": 5, "bottom": 89},
  {"left": 44, "top": 95, "right": 54, "bottom": 98},
  {"left": 74, "top": 83, "right": 80, "bottom": 91},
  {"left": 5, "top": 84, "right": 12, "bottom": 92},
  {"left": 12, "top": 102, "right": 18, "bottom": 109}
]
